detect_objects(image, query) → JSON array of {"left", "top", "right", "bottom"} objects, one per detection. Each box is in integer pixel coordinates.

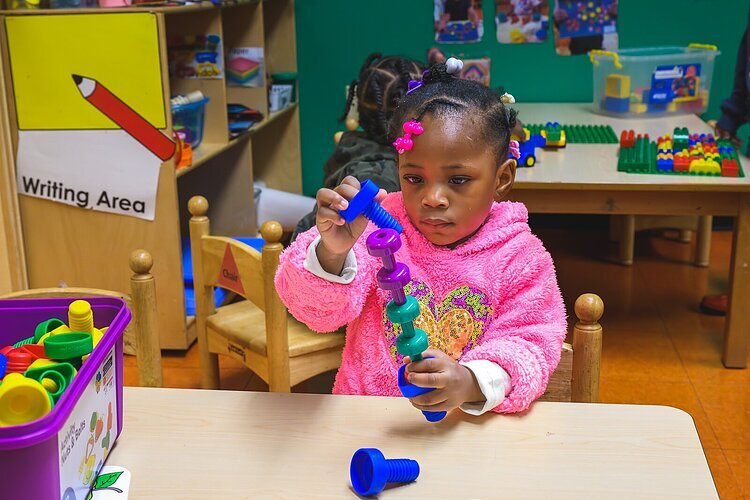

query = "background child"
[
  {"left": 277, "top": 59, "right": 566, "bottom": 415},
  {"left": 292, "top": 54, "right": 423, "bottom": 240},
  {"left": 700, "top": 6, "right": 749, "bottom": 316}
]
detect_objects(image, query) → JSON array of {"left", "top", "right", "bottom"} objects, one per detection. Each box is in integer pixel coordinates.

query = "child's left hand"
[{"left": 404, "top": 349, "right": 485, "bottom": 413}]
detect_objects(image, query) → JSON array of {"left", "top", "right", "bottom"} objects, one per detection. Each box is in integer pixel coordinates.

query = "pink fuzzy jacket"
[{"left": 275, "top": 193, "right": 566, "bottom": 413}]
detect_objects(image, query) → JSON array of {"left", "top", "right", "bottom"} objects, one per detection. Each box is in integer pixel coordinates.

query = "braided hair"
[
  {"left": 390, "top": 62, "right": 518, "bottom": 165},
  {"left": 341, "top": 53, "right": 424, "bottom": 145}
]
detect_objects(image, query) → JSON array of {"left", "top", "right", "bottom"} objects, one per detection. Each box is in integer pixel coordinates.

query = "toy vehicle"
[
  {"left": 540, "top": 122, "right": 567, "bottom": 148},
  {"left": 514, "top": 133, "right": 546, "bottom": 168}
]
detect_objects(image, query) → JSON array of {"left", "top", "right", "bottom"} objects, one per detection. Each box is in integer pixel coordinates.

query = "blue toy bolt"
[
  {"left": 0, "top": 353, "right": 6, "bottom": 379},
  {"left": 350, "top": 448, "right": 420, "bottom": 497},
  {"left": 339, "top": 179, "right": 402, "bottom": 233}
]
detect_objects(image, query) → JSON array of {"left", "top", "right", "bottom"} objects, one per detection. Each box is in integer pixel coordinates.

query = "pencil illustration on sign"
[{"left": 73, "top": 74, "right": 175, "bottom": 161}]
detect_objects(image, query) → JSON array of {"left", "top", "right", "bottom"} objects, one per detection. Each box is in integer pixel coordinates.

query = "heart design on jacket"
[{"left": 382, "top": 279, "right": 493, "bottom": 363}]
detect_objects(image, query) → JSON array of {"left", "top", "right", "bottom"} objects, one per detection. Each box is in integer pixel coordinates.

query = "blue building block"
[{"left": 604, "top": 96, "right": 629, "bottom": 113}]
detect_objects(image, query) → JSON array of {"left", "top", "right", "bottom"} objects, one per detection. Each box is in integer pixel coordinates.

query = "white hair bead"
[
  {"left": 501, "top": 93, "right": 516, "bottom": 104},
  {"left": 445, "top": 57, "right": 464, "bottom": 75}
]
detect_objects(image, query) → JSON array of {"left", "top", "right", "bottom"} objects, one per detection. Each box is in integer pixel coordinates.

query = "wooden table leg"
[
  {"left": 724, "top": 195, "right": 750, "bottom": 368},
  {"left": 695, "top": 215, "right": 712, "bottom": 267},
  {"left": 618, "top": 215, "right": 635, "bottom": 266}
]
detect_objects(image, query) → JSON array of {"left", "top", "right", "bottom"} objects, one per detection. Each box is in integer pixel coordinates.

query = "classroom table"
[
  {"left": 511, "top": 103, "right": 750, "bottom": 368},
  {"left": 107, "top": 387, "right": 717, "bottom": 498}
]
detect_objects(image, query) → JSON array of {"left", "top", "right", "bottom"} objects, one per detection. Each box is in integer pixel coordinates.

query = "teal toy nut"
[
  {"left": 396, "top": 328, "right": 429, "bottom": 359},
  {"left": 34, "top": 318, "right": 65, "bottom": 343},
  {"left": 386, "top": 296, "right": 420, "bottom": 325},
  {"left": 44, "top": 332, "right": 93, "bottom": 361}
]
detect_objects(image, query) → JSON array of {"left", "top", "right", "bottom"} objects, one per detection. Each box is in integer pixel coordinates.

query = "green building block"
[
  {"left": 673, "top": 127, "right": 689, "bottom": 152},
  {"left": 526, "top": 123, "right": 618, "bottom": 144},
  {"left": 618, "top": 136, "right": 655, "bottom": 173}
]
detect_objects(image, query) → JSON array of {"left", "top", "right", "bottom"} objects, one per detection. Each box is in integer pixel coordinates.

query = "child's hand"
[
  {"left": 404, "top": 349, "right": 485, "bottom": 413},
  {"left": 714, "top": 123, "right": 742, "bottom": 148},
  {"left": 315, "top": 176, "right": 385, "bottom": 275}
]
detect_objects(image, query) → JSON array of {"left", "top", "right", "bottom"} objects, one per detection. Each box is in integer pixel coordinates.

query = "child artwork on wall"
[
  {"left": 168, "top": 34, "right": 224, "bottom": 79},
  {"left": 434, "top": 0, "right": 484, "bottom": 43},
  {"left": 552, "top": 0, "right": 618, "bottom": 56},
  {"left": 495, "top": 0, "right": 549, "bottom": 44},
  {"left": 460, "top": 57, "right": 491, "bottom": 87},
  {"left": 226, "top": 47, "right": 264, "bottom": 87}
]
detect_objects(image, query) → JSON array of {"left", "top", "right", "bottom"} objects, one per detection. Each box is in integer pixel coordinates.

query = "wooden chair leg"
[
  {"left": 189, "top": 196, "right": 221, "bottom": 389},
  {"left": 617, "top": 215, "right": 635, "bottom": 266},
  {"left": 129, "top": 249, "right": 163, "bottom": 388},
  {"left": 572, "top": 294, "right": 604, "bottom": 403},
  {"left": 695, "top": 215, "right": 712, "bottom": 267}
]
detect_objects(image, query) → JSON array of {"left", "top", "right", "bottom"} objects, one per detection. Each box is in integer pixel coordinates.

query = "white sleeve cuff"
[
  {"left": 303, "top": 235, "right": 358, "bottom": 284},
  {"left": 459, "top": 360, "right": 511, "bottom": 416}
]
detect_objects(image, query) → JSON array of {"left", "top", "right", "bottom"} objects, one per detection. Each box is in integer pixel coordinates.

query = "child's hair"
[
  {"left": 389, "top": 62, "right": 518, "bottom": 163},
  {"left": 341, "top": 53, "right": 424, "bottom": 145}
]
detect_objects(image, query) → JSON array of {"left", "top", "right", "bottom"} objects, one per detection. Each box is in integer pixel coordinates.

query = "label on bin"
[{"left": 59, "top": 346, "right": 118, "bottom": 500}]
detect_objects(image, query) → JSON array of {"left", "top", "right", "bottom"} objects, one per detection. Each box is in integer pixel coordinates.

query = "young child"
[
  {"left": 276, "top": 59, "right": 566, "bottom": 415},
  {"left": 292, "top": 54, "right": 424, "bottom": 240}
]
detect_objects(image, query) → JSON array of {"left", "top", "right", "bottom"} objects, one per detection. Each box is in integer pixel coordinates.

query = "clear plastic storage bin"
[
  {"left": 171, "top": 97, "right": 210, "bottom": 149},
  {"left": 590, "top": 44, "right": 720, "bottom": 118}
]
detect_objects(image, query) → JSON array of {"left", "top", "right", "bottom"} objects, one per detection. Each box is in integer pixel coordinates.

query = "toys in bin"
[
  {"left": 171, "top": 91, "right": 209, "bottom": 150},
  {"left": 618, "top": 127, "right": 744, "bottom": 177},
  {"left": 0, "top": 300, "right": 106, "bottom": 427}
]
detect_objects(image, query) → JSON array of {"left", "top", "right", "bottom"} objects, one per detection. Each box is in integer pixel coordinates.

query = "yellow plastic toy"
[
  {"left": 36, "top": 324, "right": 71, "bottom": 345},
  {"left": 0, "top": 373, "right": 52, "bottom": 427},
  {"left": 68, "top": 300, "right": 104, "bottom": 347}
]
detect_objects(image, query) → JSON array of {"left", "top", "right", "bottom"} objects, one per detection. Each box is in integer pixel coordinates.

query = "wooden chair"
[
  {"left": 0, "top": 250, "right": 163, "bottom": 387},
  {"left": 188, "top": 196, "right": 345, "bottom": 392},
  {"left": 541, "top": 293, "right": 604, "bottom": 403}
]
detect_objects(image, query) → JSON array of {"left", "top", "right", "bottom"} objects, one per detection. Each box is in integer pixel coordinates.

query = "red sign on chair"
[{"left": 217, "top": 245, "right": 245, "bottom": 295}]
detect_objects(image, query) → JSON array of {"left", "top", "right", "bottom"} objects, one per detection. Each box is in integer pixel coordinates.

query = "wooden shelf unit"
[{"left": 0, "top": 0, "right": 301, "bottom": 349}]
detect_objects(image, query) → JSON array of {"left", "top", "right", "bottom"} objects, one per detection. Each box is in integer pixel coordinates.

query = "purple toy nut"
[
  {"left": 366, "top": 228, "right": 402, "bottom": 257},
  {"left": 376, "top": 263, "right": 410, "bottom": 291}
]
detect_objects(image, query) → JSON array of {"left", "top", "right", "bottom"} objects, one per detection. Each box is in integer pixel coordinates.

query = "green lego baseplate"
[
  {"left": 526, "top": 123, "right": 619, "bottom": 144},
  {"left": 617, "top": 135, "right": 745, "bottom": 178}
]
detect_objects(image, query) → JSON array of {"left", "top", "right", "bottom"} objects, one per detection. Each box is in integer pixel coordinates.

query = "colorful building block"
[
  {"left": 618, "top": 129, "right": 744, "bottom": 177},
  {"left": 673, "top": 127, "right": 689, "bottom": 152},
  {"left": 620, "top": 130, "right": 635, "bottom": 148},
  {"left": 604, "top": 96, "right": 630, "bottom": 113},
  {"left": 605, "top": 74, "right": 631, "bottom": 98},
  {"left": 629, "top": 102, "right": 648, "bottom": 114},
  {"left": 526, "top": 124, "right": 616, "bottom": 144},
  {"left": 618, "top": 134, "right": 654, "bottom": 173}
]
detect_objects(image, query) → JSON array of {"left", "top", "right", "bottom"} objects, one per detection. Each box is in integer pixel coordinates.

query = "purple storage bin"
[{"left": 0, "top": 297, "right": 130, "bottom": 500}]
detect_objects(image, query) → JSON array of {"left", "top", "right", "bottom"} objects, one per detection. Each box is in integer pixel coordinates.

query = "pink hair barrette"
[
  {"left": 508, "top": 140, "right": 520, "bottom": 160},
  {"left": 393, "top": 119, "right": 424, "bottom": 154}
]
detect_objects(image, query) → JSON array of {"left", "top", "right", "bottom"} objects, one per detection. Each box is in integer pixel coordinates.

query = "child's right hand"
[{"left": 315, "top": 176, "right": 385, "bottom": 274}]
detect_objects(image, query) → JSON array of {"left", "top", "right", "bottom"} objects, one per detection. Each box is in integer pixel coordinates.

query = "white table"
[
  {"left": 107, "top": 387, "right": 718, "bottom": 498},
  {"left": 510, "top": 104, "right": 750, "bottom": 368}
]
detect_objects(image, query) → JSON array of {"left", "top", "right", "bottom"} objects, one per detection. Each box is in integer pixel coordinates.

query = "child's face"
[{"left": 399, "top": 114, "right": 516, "bottom": 247}]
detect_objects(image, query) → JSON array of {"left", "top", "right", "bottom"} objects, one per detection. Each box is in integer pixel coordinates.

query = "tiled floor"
[{"left": 124, "top": 227, "right": 749, "bottom": 498}]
